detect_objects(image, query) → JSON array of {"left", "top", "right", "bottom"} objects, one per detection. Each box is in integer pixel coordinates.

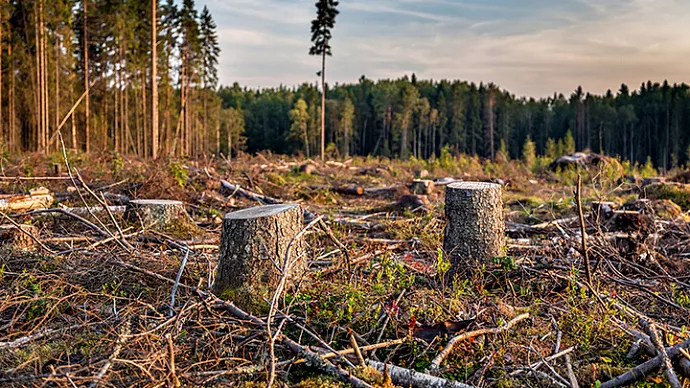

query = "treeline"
[
  {"left": 3, "top": 0, "right": 690, "bottom": 168},
  {"left": 0, "top": 0, "right": 226, "bottom": 158},
  {"left": 219, "top": 77, "right": 690, "bottom": 169}
]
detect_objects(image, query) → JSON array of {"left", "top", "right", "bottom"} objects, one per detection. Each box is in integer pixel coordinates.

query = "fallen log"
[
  {"left": 367, "top": 360, "right": 477, "bottom": 388},
  {"left": 364, "top": 186, "right": 400, "bottom": 197},
  {"left": 0, "top": 187, "right": 54, "bottom": 213},
  {"left": 220, "top": 180, "right": 282, "bottom": 205}
]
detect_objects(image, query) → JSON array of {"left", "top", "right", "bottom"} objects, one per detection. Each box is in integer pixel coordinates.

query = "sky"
[{"left": 196, "top": 0, "right": 690, "bottom": 97}]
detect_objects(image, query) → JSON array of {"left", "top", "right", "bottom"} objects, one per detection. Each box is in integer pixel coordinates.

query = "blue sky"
[{"left": 196, "top": 0, "right": 690, "bottom": 97}]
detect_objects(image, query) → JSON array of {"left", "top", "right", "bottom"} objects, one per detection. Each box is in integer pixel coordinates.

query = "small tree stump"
[
  {"left": 411, "top": 180, "right": 435, "bottom": 195},
  {"left": 0, "top": 225, "right": 39, "bottom": 251},
  {"left": 443, "top": 182, "right": 505, "bottom": 268},
  {"left": 126, "top": 199, "right": 198, "bottom": 234},
  {"left": 213, "top": 204, "right": 306, "bottom": 312}
]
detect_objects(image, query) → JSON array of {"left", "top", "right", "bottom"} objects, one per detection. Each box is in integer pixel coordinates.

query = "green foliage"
[
  {"left": 545, "top": 138, "right": 557, "bottom": 160},
  {"left": 521, "top": 136, "right": 536, "bottom": 170},
  {"left": 639, "top": 157, "right": 658, "bottom": 178},
  {"left": 563, "top": 130, "right": 576, "bottom": 154},
  {"left": 110, "top": 153, "right": 125, "bottom": 174},
  {"left": 168, "top": 160, "right": 189, "bottom": 188}
]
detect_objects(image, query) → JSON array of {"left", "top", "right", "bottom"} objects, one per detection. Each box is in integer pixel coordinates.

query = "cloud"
[{"left": 196, "top": 0, "right": 690, "bottom": 96}]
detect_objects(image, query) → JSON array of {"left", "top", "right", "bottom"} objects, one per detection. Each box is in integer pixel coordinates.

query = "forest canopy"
[{"left": 0, "top": 1, "right": 689, "bottom": 169}]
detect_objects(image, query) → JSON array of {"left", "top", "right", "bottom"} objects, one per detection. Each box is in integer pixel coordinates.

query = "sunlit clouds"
[{"left": 198, "top": 0, "right": 690, "bottom": 96}]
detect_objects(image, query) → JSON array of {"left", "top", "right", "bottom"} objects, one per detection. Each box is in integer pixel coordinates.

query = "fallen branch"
[
  {"left": 220, "top": 180, "right": 282, "bottom": 205},
  {"left": 429, "top": 313, "right": 530, "bottom": 371},
  {"left": 643, "top": 320, "right": 683, "bottom": 388},
  {"left": 367, "top": 360, "right": 477, "bottom": 388},
  {"left": 600, "top": 338, "right": 690, "bottom": 388}
]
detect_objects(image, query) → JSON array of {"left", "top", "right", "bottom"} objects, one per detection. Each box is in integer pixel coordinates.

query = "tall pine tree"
[{"left": 309, "top": 0, "right": 338, "bottom": 161}]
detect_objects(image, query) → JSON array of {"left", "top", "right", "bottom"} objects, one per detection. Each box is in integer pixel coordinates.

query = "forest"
[{"left": 1, "top": 1, "right": 690, "bottom": 170}]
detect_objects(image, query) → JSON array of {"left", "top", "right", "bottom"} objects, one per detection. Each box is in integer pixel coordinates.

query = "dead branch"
[
  {"left": 429, "top": 313, "right": 530, "bottom": 372},
  {"left": 599, "top": 338, "right": 690, "bottom": 388},
  {"left": 643, "top": 320, "right": 683, "bottom": 388},
  {"left": 220, "top": 180, "right": 282, "bottom": 205},
  {"left": 367, "top": 360, "right": 477, "bottom": 388}
]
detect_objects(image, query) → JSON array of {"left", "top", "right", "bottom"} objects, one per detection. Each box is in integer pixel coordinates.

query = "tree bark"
[
  {"left": 83, "top": 0, "right": 90, "bottom": 153},
  {"left": 320, "top": 51, "right": 326, "bottom": 161},
  {"left": 213, "top": 204, "right": 306, "bottom": 313},
  {"left": 151, "top": 0, "right": 158, "bottom": 159},
  {"left": 443, "top": 182, "right": 505, "bottom": 268}
]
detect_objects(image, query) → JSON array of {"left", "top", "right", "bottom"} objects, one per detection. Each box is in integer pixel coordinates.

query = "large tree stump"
[
  {"left": 443, "top": 182, "right": 505, "bottom": 268},
  {"left": 126, "top": 199, "right": 198, "bottom": 234},
  {"left": 213, "top": 204, "right": 306, "bottom": 312}
]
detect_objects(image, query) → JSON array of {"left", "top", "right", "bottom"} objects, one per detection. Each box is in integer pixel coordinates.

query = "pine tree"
[
  {"left": 564, "top": 130, "right": 576, "bottom": 154},
  {"left": 288, "top": 99, "right": 310, "bottom": 157},
  {"left": 309, "top": 0, "right": 338, "bottom": 161},
  {"left": 199, "top": 6, "right": 219, "bottom": 155},
  {"left": 339, "top": 97, "right": 354, "bottom": 157},
  {"left": 522, "top": 136, "right": 536, "bottom": 169}
]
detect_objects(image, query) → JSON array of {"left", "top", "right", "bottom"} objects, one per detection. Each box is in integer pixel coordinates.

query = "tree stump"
[
  {"left": 411, "top": 180, "right": 435, "bottom": 195},
  {"left": 0, "top": 224, "right": 39, "bottom": 251},
  {"left": 213, "top": 204, "right": 306, "bottom": 312},
  {"left": 126, "top": 199, "right": 198, "bottom": 234},
  {"left": 443, "top": 182, "right": 505, "bottom": 269}
]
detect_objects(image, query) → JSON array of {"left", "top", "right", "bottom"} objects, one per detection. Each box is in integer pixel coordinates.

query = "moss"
[
  {"left": 218, "top": 284, "right": 271, "bottom": 315},
  {"left": 644, "top": 183, "right": 690, "bottom": 211}
]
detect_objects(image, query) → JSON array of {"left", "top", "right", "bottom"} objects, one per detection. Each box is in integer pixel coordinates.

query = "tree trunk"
[
  {"left": 126, "top": 199, "right": 198, "bottom": 234},
  {"left": 151, "top": 0, "right": 158, "bottom": 159},
  {"left": 34, "top": 5, "right": 41, "bottom": 151},
  {"left": 213, "top": 204, "right": 306, "bottom": 313},
  {"left": 9, "top": 45, "right": 14, "bottom": 151},
  {"left": 320, "top": 51, "right": 326, "bottom": 161},
  {"left": 41, "top": 0, "right": 48, "bottom": 152},
  {"left": 0, "top": 4, "right": 3, "bottom": 148},
  {"left": 443, "top": 182, "right": 505, "bottom": 269},
  {"left": 54, "top": 37, "right": 60, "bottom": 149},
  {"left": 83, "top": 0, "right": 90, "bottom": 153}
]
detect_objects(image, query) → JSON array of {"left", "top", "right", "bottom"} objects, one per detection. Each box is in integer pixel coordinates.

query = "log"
[
  {"left": 125, "top": 199, "right": 198, "bottom": 234},
  {"left": 443, "top": 182, "right": 505, "bottom": 267},
  {"left": 220, "top": 180, "right": 282, "bottom": 205},
  {"left": 0, "top": 187, "right": 54, "bottom": 213},
  {"left": 366, "top": 360, "right": 476, "bottom": 388},
  {"left": 213, "top": 204, "right": 306, "bottom": 312},
  {"left": 0, "top": 224, "right": 40, "bottom": 251},
  {"left": 310, "top": 185, "right": 364, "bottom": 196},
  {"left": 411, "top": 180, "right": 435, "bottom": 195}
]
